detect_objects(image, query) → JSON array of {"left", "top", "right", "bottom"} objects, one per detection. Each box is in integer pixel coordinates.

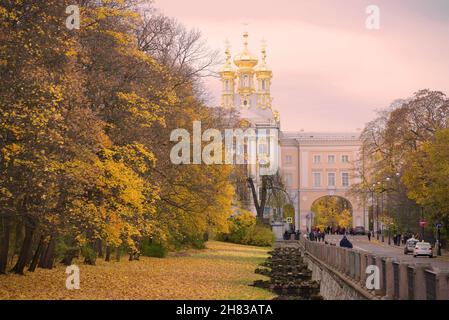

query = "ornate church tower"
[
  {"left": 219, "top": 32, "right": 280, "bottom": 124},
  {"left": 233, "top": 32, "right": 258, "bottom": 108},
  {"left": 219, "top": 41, "right": 236, "bottom": 109},
  {"left": 255, "top": 42, "right": 273, "bottom": 110},
  {"left": 219, "top": 32, "right": 281, "bottom": 222}
]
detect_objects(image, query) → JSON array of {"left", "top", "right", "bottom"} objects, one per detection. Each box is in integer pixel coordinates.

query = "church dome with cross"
[{"left": 233, "top": 32, "right": 259, "bottom": 69}]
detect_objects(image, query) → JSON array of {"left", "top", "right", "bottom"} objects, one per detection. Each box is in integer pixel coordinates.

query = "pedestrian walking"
[
  {"left": 367, "top": 231, "right": 371, "bottom": 241},
  {"left": 340, "top": 235, "right": 353, "bottom": 249}
]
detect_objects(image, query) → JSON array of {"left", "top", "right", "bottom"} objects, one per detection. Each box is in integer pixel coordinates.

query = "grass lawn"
[{"left": 0, "top": 241, "right": 274, "bottom": 300}]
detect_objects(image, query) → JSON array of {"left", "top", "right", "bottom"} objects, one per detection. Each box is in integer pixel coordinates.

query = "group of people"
[
  {"left": 306, "top": 227, "right": 354, "bottom": 248},
  {"left": 366, "top": 230, "right": 416, "bottom": 245},
  {"left": 307, "top": 228, "right": 326, "bottom": 242},
  {"left": 283, "top": 230, "right": 301, "bottom": 241},
  {"left": 323, "top": 226, "right": 347, "bottom": 235}
]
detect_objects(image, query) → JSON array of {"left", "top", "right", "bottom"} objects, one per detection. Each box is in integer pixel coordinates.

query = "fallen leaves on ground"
[{"left": 0, "top": 241, "right": 274, "bottom": 300}]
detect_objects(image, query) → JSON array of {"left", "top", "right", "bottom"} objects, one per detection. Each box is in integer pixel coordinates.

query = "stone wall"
[
  {"left": 299, "top": 238, "right": 449, "bottom": 300},
  {"left": 305, "top": 255, "right": 369, "bottom": 300}
]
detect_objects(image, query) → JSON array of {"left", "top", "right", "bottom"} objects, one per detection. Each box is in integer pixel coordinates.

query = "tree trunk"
[
  {"left": 247, "top": 176, "right": 268, "bottom": 220},
  {"left": 28, "top": 235, "right": 45, "bottom": 272},
  {"left": 115, "top": 247, "right": 121, "bottom": 262},
  {"left": 10, "top": 220, "right": 23, "bottom": 267},
  {"left": 40, "top": 236, "right": 56, "bottom": 269},
  {"left": 38, "top": 240, "right": 48, "bottom": 268},
  {"left": 11, "top": 225, "right": 34, "bottom": 275},
  {"left": 105, "top": 246, "right": 111, "bottom": 262},
  {"left": 61, "top": 249, "right": 78, "bottom": 266},
  {"left": 96, "top": 239, "right": 103, "bottom": 258},
  {"left": 0, "top": 217, "right": 12, "bottom": 274}
]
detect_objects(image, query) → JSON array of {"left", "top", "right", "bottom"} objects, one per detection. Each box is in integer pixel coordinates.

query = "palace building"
[{"left": 219, "top": 33, "right": 366, "bottom": 234}]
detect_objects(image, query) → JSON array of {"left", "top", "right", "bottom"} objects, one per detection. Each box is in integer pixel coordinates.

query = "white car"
[
  {"left": 413, "top": 241, "right": 433, "bottom": 258},
  {"left": 404, "top": 238, "right": 419, "bottom": 254}
]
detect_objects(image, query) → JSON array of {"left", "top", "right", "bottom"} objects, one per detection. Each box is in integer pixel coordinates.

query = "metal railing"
[
  {"left": 393, "top": 262, "right": 400, "bottom": 299},
  {"left": 300, "top": 238, "right": 448, "bottom": 300},
  {"left": 424, "top": 270, "right": 437, "bottom": 300},
  {"left": 407, "top": 266, "right": 415, "bottom": 300}
]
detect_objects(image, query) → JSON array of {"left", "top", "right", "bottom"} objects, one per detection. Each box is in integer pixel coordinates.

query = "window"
[
  {"left": 313, "top": 155, "right": 321, "bottom": 164},
  {"left": 224, "top": 80, "right": 230, "bottom": 91},
  {"left": 258, "top": 143, "right": 268, "bottom": 155},
  {"left": 328, "top": 155, "right": 335, "bottom": 164},
  {"left": 285, "top": 155, "right": 292, "bottom": 165},
  {"left": 313, "top": 172, "right": 321, "bottom": 187},
  {"left": 242, "top": 75, "right": 250, "bottom": 87},
  {"left": 328, "top": 172, "right": 336, "bottom": 187},
  {"left": 235, "top": 143, "right": 245, "bottom": 156},
  {"left": 342, "top": 155, "right": 349, "bottom": 163},
  {"left": 285, "top": 173, "right": 292, "bottom": 187},
  {"left": 342, "top": 172, "right": 349, "bottom": 187}
]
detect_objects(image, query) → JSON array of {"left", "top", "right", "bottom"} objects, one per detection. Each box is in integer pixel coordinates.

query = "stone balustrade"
[{"left": 299, "top": 237, "right": 449, "bottom": 300}]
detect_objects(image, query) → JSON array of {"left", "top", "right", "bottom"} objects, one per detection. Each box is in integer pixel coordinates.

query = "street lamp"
[
  {"left": 436, "top": 223, "right": 442, "bottom": 256},
  {"left": 377, "top": 181, "right": 385, "bottom": 242},
  {"left": 371, "top": 183, "right": 379, "bottom": 240},
  {"left": 381, "top": 183, "right": 385, "bottom": 243},
  {"left": 420, "top": 206, "right": 425, "bottom": 240},
  {"left": 386, "top": 177, "right": 391, "bottom": 245}
]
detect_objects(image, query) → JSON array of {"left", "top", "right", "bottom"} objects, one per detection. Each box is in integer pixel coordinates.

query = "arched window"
[{"left": 242, "top": 75, "right": 249, "bottom": 88}]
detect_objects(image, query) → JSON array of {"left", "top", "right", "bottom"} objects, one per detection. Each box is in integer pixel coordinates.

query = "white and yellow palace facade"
[{"left": 219, "top": 33, "right": 367, "bottom": 232}]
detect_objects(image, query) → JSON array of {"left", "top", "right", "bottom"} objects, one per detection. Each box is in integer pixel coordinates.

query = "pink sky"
[{"left": 154, "top": 0, "right": 449, "bottom": 131}]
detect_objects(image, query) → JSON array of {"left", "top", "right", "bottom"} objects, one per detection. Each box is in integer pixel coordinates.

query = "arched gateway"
[
  {"left": 279, "top": 131, "right": 365, "bottom": 232},
  {"left": 309, "top": 195, "right": 354, "bottom": 232}
]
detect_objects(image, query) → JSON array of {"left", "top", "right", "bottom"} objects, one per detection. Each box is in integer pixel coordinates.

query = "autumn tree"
[
  {"left": 312, "top": 196, "right": 352, "bottom": 231},
  {"left": 351, "top": 90, "right": 449, "bottom": 236},
  {"left": 0, "top": 0, "right": 237, "bottom": 275},
  {"left": 402, "top": 129, "right": 449, "bottom": 239}
]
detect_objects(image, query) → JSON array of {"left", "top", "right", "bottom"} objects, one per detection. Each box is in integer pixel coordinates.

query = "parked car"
[
  {"left": 404, "top": 238, "right": 419, "bottom": 254},
  {"left": 413, "top": 241, "right": 433, "bottom": 258},
  {"left": 354, "top": 226, "right": 366, "bottom": 235}
]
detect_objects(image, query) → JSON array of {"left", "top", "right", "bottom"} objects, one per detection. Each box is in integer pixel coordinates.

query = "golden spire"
[
  {"left": 220, "top": 39, "right": 235, "bottom": 73},
  {"left": 243, "top": 32, "right": 249, "bottom": 52},
  {"left": 225, "top": 39, "right": 231, "bottom": 63},
  {"left": 261, "top": 39, "right": 267, "bottom": 65},
  {"left": 234, "top": 31, "right": 258, "bottom": 69},
  {"left": 256, "top": 39, "right": 272, "bottom": 73}
]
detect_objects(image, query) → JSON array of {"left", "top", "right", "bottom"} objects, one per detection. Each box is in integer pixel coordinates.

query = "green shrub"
[
  {"left": 141, "top": 239, "right": 168, "bottom": 258},
  {"left": 217, "top": 212, "right": 274, "bottom": 247},
  {"left": 81, "top": 245, "right": 97, "bottom": 265},
  {"left": 242, "top": 225, "right": 275, "bottom": 247},
  {"left": 187, "top": 235, "right": 206, "bottom": 249}
]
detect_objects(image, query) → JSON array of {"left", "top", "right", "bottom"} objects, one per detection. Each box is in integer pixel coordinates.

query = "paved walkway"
[{"left": 323, "top": 234, "right": 449, "bottom": 271}]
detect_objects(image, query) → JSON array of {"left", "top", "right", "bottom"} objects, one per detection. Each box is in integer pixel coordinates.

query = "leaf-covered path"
[{"left": 0, "top": 241, "right": 274, "bottom": 300}]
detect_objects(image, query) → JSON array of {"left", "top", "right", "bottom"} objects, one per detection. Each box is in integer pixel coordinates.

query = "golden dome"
[
  {"left": 234, "top": 32, "right": 258, "bottom": 69},
  {"left": 255, "top": 41, "right": 272, "bottom": 75},
  {"left": 255, "top": 64, "right": 272, "bottom": 75},
  {"left": 220, "top": 64, "right": 235, "bottom": 73},
  {"left": 220, "top": 41, "right": 236, "bottom": 74}
]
